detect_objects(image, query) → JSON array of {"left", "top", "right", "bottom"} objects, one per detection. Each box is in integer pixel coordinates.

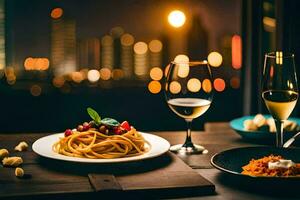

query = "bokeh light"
[
  {"left": 208, "top": 52, "right": 223, "bottom": 67},
  {"left": 134, "top": 42, "right": 148, "bottom": 54},
  {"left": 5, "top": 67, "right": 16, "bottom": 85},
  {"left": 230, "top": 77, "right": 240, "bottom": 89},
  {"left": 24, "top": 57, "right": 49, "bottom": 70},
  {"left": 100, "top": 68, "right": 111, "bottom": 80},
  {"left": 168, "top": 10, "right": 186, "bottom": 28},
  {"left": 202, "top": 79, "right": 212, "bottom": 93},
  {"left": 150, "top": 67, "right": 163, "bottom": 81},
  {"left": 169, "top": 81, "right": 181, "bottom": 94},
  {"left": 174, "top": 54, "right": 189, "bottom": 63},
  {"left": 187, "top": 78, "right": 201, "bottom": 92},
  {"left": 30, "top": 85, "right": 42, "bottom": 96},
  {"left": 51, "top": 8, "right": 63, "bottom": 19},
  {"left": 101, "top": 35, "right": 113, "bottom": 45},
  {"left": 148, "top": 81, "right": 161, "bottom": 94},
  {"left": 87, "top": 69, "right": 100, "bottom": 83},
  {"left": 232, "top": 35, "right": 242, "bottom": 69},
  {"left": 110, "top": 26, "right": 124, "bottom": 38},
  {"left": 174, "top": 54, "right": 189, "bottom": 78},
  {"left": 120, "top": 33, "right": 134, "bottom": 46},
  {"left": 214, "top": 78, "right": 226, "bottom": 92},
  {"left": 112, "top": 69, "right": 124, "bottom": 80},
  {"left": 52, "top": 76, "right": 65, "bottom": 88},
  {"left": 149, "top": 40, "right": 163, "bottom": 53},
  {"left": 71, "top": 71, "right": 84, "bottom": 83},
  {"left": 24, "top": 57, "right": 34, "bottom": 69}
]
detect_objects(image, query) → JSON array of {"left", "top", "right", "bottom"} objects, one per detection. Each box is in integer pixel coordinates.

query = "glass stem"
[
  {"left": 275, "top": 119, "right": 284, "bottom": 148},
  {"left": 183, "top": 119, "right": 194, "bottom": 148}
]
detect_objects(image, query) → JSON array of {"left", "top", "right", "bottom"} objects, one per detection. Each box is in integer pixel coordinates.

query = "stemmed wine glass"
[
  {"left": 262, "top": 52, "right": 298, "bottom": 147},
  {"left": 165, "top": 60, "right": 213, "bottom": 154}
]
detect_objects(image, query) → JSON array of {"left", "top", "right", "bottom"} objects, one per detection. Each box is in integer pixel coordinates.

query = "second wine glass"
[
  {"left": 262, "top": 52, "right": 298, "bottom": 147},
  {"left": 165, "top": 60, "right": 213, "bottom": 154}
]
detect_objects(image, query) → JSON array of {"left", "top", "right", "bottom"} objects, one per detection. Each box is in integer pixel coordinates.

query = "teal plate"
[{"left": 230, "top": 115, "right": 300, "bottom": 141}]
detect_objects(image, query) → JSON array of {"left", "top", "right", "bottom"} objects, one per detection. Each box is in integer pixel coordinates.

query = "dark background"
[{"left": 0, "top": 0, "right": 299, "bottom": 133}]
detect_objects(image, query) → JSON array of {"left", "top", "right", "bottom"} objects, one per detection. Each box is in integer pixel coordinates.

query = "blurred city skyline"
[{"left": 6, "top": 0, "right": 241, "bottom": 72}]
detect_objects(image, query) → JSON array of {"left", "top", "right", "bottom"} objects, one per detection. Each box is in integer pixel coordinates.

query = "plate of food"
[
  {"left": 32, "top": 107, "right": 170, "bottom": 163},
  {"left": 230, "top": 114, "right": 300, "bottom": 140},
  {"left": 211, "top": 146, "right": 300, "bottom": 179}
]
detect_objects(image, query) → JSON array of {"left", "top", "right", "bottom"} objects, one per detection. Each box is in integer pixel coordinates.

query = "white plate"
[{"left": 32, "top": 132, "right": 170, "bottom": 163}]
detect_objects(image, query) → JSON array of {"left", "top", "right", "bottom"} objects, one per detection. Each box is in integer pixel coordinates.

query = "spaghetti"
[
  {"left": 53, "top": 128, "right": 150, "bottom": 159},
  {"left": 242, "top": 155, "right": 300, "bottom": 177}
]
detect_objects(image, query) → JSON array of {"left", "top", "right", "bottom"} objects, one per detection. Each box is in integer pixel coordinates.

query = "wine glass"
[
  {"left": 165, "top": 60, "right": 213, "bottom": 154},
  {"left": 262, "top": 52, "right": 298, "bottom": 147}
]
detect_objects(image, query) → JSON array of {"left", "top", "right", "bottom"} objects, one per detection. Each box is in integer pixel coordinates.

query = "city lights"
[
  {"left": 24, "top": 57, "right": 50, "bottom": 71},
  {"left": 231, "top": 35, "right": 242, "bottom": 69},
  {"left": 187, "top": 78, "right": 201, "bottom": 92},
  {"left": 263, "top": 16, "right": 276, "bottom": 32},
  {"left": 52, "top": 76, "right": 65, "bottom": 88},
  {"left": 169, "top": 81, "right": 181, "bottom": 94},
  {"left": 99, "top": 68, "right": 112, "bottom": 80},
  {"left": 101, "top": 35, "right": 114, "bottom": 69},
  {"left": 214, "top": 78, "right": 226, "bottom": 92},
  {"left": 71, "top": 71, "right": 84, "bottom": 83},
  {"left": 134, "top": 42, "right": 148, "bottom": 54},
  {"left": 174, "top": 54, "right": 189, "bottom": 78},
  {"left": 5, "top": 67, "right": 16, "bottom": 85},
  {"left": 230, "top": 76, "right": 240, "bottom": 89},
  {"left": 87, "top": 70, "right": 100, "bottom": 83},
  {"left": 51, "top": 8, "right": 63, "bottom": 19},
  {"left": 149, "top": 40, "right": 163, "bottom": 53},
  {"left": 202, "top": 79, "right": 212, "bottom": 93},
  {"left": 148, "top": 81, "right": 162, "bottom": 94},
  {"left": 121, "top": 34, "right": 135, "bottom": 46},
  {"left": 112, "top": 69, "right": 124, "bottom": 80},
  {"left": 110, "top": 26, "right": 124, "bottom": 38},
  {"left": 30, "top": 85, "right": 42, "bottom": 96},
  {"left": 168, "top": 10, "right": 186, "bottom": 28},
  {"left": 150, "top": 67, "right": 163, "bottom": 81},
  {"left": 134, "top": 42, "right": 148, "bottom": 77},
  {"left": 207, "top": 52, "right": 223, "bottom": 67}
]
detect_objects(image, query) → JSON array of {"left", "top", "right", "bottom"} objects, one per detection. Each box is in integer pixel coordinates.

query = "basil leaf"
[
  {"left": 101, "top": 118, "right": 120, "bottom": 127},
  {"left": 87, "top": 107, "right": 101, "bottom": 125}
]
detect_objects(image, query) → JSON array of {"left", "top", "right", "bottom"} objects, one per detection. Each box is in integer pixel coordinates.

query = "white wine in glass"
[
  {"left": 167, "top": 98, "right": 211, "bottom": 120},
  {"left": 262, "top": 52, "right": 298, "bottom": 147},
  {"left": 165, "top": 61, "right": 213, "bottom": 154}
]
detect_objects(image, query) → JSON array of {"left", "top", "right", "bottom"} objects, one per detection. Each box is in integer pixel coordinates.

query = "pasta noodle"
[
  {"left": 53, "top": 128, "right": 150, "bottom": 159},
  {"left": 242, "top": 155, "right": 300, "bottom": 177}
]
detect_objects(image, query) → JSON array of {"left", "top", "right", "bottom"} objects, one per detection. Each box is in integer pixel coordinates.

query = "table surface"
[{"left": 1, "top": 122, "right": 299, "bottom": 200}]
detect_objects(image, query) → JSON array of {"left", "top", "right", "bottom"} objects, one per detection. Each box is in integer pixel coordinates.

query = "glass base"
[{"left": 170, "top": 144, "right": 208, "bottom": 155}]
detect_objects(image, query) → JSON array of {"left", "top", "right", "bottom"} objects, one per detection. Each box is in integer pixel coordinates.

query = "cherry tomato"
[
  {"left": 83, "top": 124, "right": 90, "bottom": 131},
  {"left": 64, "top": 129, "right": 72, "bottom": 137},
  {"left": 121, "top": 121, "right": 131, "bottom": 131},
  {"left": 82, "top": 122, "right": 90, "bottom": 131}
]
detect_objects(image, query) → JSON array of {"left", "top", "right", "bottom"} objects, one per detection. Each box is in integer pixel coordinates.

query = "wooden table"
[{"left": 1, "top": 122, "right": 299, "bottom": 199}]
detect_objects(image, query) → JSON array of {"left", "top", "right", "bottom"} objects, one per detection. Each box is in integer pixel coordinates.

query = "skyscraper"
[
  {"left": 77, "top": 38, "right": 100, "bottom": 69},
  {"left": 51, "top": 8, "right": 76, "bottom": 76}
]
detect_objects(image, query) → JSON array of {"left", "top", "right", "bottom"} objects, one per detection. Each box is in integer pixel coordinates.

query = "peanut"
[
  {"left": 14, "top": 141, "right": 28, "bottom": 152},
  {"left": 0, "top": 149, "right": 9, "bottom": 159},
  {"left": 15, "top": 167, "right": 24, "bottom": 178},
  {"left": 2, "top": 156, "right": 23, "bottom": 167}
]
